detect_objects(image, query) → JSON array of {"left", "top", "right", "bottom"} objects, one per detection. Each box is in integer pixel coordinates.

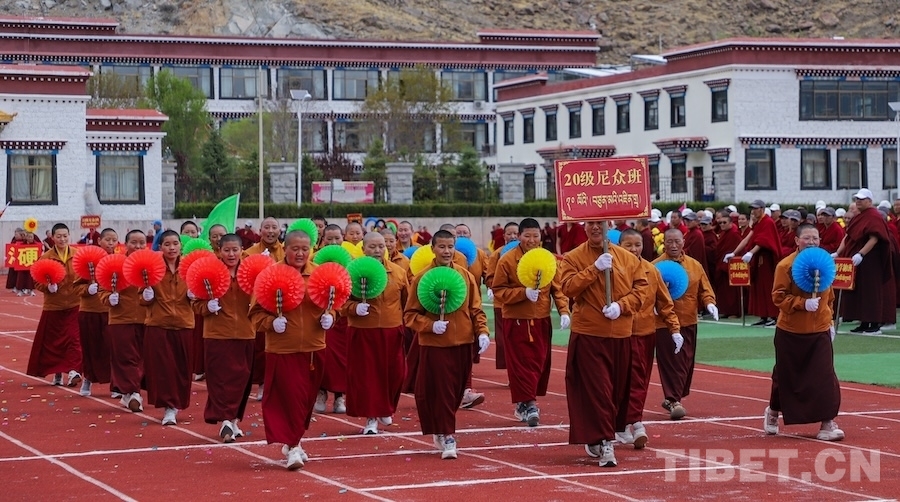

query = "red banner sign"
[
  {"left": 555, "top": 157, "right": 651, "bottom": 222},
  {"left": 311, "top": 181, "right": 374, "bottom": 204},
  {"left": 728, "top": 258, "right": 751, "bottom": 286},
  {"left": 832, "top": 257, "right": 855, "bottom": 290},
  {"left": 5, "top": 243, "right": 43, "bottom": 270},
  {"left": 81, "top": 215, "right": 101, "bottom": 229}
]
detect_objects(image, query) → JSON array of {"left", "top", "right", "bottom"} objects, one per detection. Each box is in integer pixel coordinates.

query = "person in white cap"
[
  {"left": 725, "top": 200, "right": 782, "bottom": 327},
  {"left": 834, "top": 188, "right": 895, "bottom": 334},
  {"left": 769, "top": 204, "right": 782, "bottom": 231}
]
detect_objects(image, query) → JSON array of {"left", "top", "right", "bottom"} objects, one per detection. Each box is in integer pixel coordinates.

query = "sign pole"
[
  {"left": 602, "top": 225, "right": 611, "bottom": 307},
  {"left": 741, "top": 287, "right": 745, "bottom": 327}
]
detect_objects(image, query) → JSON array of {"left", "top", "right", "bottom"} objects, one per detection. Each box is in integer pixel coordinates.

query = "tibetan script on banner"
[
  {"left": 555, "top": 157, "right": 651, "bottom": 221},
  {"left": 5, "top": 243, "right": 43, "bottom": 270},
  {"left": 728, "top": 258, "right": 751, "bottom": 286},
  {"left": 832, "top": 257, "right": 855, "bottom": 290}
]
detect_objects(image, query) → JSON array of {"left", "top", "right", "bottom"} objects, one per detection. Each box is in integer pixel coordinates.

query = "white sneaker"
[
  {"left": 881, "top": 323, "right": 896, "bottom": 331},
  {"left": 314, "top": 390, "right": 327, "bottom": 413},
  {"left": 51, "top": 373, "right": 62, "bottom": 386},
  {"left": 363, "top": 418, "right": 378, "bottom": 435},
  {"left": 817, "top": 420, "right": 845, "bottom": 441},
  {"left": 433, "top": 434, "right": 445, "bottom": 451},
  {"left": 66, "top": 370, "right": 82, "bottom": 388},
  {"left": 256, "top": 384, "right": 263, "bottom": 401},
  {"left": 281, "top": 444, "right": 309, "bottom": 462},
  {"left": 79, "top": 379, "right": 92, "bottom": 396},
  {"left": 220, "top": 420, "right": 235, "bottom": 443},
  {"left": 193, "top": 373, "right": 205, "bottom": 382},
  {"left": 632, "top": 422, "right": 648, "bottom": 449},
  {"left": 460, "top": 388, "right": 485, "bottom": 409},
  {"left": 441, "top": 436, "right": 458, "bottom": 459},
  {"left": 110, "top": 391, "right": 124, "bottom": 399},
  {"left": 585, "top": 443, "right": 601, "bottom": 458},
  {"left": 126, "top": 393, "right": 143, "bottom": 412},
  {"left": 378, "top": 416, "right": 392, "bottom": 426},
  {"left": 598, "top": 440, "right": 616, "bottom": 467},
  {"left": 764, "top": 407, "right": 779, "bottom": 435},
  {"left": 233, "top": 420, "right": 244, "bottom": 438},
  {"left": 162, "top": 407, "right": 177, "bottom": 426},
  {"left": 286, "top": 446, "right": 305, "bottom": 470},
  {"left": 615, "top": 426, "right": 634, "bottom": 445},
  {"left": 333, "top": 395, "right": 346, "bottom": 414}
]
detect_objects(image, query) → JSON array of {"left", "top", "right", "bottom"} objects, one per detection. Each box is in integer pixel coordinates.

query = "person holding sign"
[
  {"left": 713, "top": 211, "right": 744, "bottom": 318},
  {"left": 403, "top": 230, "right": 490, "bottom": 460},
  {"left": 765, "top": 223, "right": 843, "bottom": 441},
  {"left": 559, "top": 221, "right": 650, "bottom": 468},
  {"left": 491, "top": 218, "right": 570, "bottom": 427},
  {"left": 724, "top": 200, "right": 781, "bottom": 327},
  {"left": 653, "top": 229, "right": 717, "bottom": 420}
]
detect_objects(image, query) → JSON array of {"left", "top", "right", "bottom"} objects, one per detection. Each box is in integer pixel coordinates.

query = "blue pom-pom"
[
  {"left": 655, "top": 260, "right": 689, "bottom": 300},
  {"left": 607, "top": 229, "right": 622, "bottom": 245},
  {"left": 791, "top": 247, "right": 836, "bottom": 293},
  {"left": 403, "top": 245, "right": 420, "bottom": 259},
  {"left": 501, "top": 240, "right": 519, "bottom": 256},
  {"left": 455, "top": 237, "right": 477, "bottom": 267}
]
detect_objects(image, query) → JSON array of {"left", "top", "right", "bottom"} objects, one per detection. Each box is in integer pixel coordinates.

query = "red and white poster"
[{"left": 311, "top": 181, "right": 374, "bottom": 204}]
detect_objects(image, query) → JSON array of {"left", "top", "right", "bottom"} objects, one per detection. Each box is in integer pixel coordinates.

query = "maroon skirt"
[
  {"left": 626, "top": 334, "right": 657, "bottom": 424},
  {"left": 769, "top": 328, "right": 841, "bottom": 425},
  {"left": 414, "top": 344, "right": 472, "bottom": 436},
  {"left": 15, "top": 270, "right": 33, "bottom": 291},
  {"left": 191, "top": 314, "right": 205, "bottom": 375},
  {"left": 142, "top": 326, "right": 193, "bottom": 410},
  {"left": 565, "top": 333, "right": 630, "bottom": 445},
  {"left": 107, "top": 323, "right": 144, "bottom": 394},
  {"left": 251, "top": 331, "right": 266, "bottom": 385},
  {"left": 402, "top": 335, "right": 420, "bottom": 394},
  {"left": 203, "top": 338, "right": 254, "bottom": 424},
  {"left": 345, "top": 326, "right": 406, "bottom": 418},
  {"left": 654, "top": 324, "right": 698, "bottom": 403},
  {"left": 78, "top": 311, "right": 111, "bottom": 384},
  {"left": 493, "top": 307, "right": 507, "bottom": 369},
  {"left": 263, "top": 351, "right": 325, "bottom": 446},
  {"left": 502, "top": 317, "right": 552, "bottom": 403},
  {"left": 320, "top": 316, "right": 349, "bottom": 393},
  {"left": 27, "top": 307, "right": 82, "bottom": 378}
]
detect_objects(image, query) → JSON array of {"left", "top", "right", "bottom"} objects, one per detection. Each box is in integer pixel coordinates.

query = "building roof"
[
  {"left": 86, "top": 109, "right": 168, "bottom": 121},
  {"left": 0, "top": 63, "right": 92, "bottom": 77}
]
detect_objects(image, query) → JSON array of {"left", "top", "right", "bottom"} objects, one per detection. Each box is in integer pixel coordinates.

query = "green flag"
[{"left": 200, "top": 193, "right": 240, "bottom": 240}]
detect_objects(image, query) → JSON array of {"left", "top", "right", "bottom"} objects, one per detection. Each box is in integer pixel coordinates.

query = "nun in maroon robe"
[
  {"left": 745, "top": 204, "right": 782, "bottom": 322},
  {"left": 714, "top": 215, "right": 744, "bottom": 318}
]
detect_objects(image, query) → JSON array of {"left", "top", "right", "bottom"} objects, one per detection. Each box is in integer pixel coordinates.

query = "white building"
[{"left": 494, "top": 38, "right": 900, "bottom": 206}]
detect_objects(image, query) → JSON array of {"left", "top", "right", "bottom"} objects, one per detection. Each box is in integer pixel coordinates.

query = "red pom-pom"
[
  {"left": 72, "top": 245, "right": 108, "bottom": 281},
  {"left": 122, "top": 249, "right": 166, "bottom": 288},
  {"left": 307, "top": 262, "right": 352, "bottom": 310},
  {"left": 178, "top": 249, "right": 216, "bottom": 282},
  {"left": 237, "top": 254, "right": 275, "bottom": 295},
  {"left": 30, "top": 259, "right": 66, "bottom": 286},
  {"left": 95, "top": 254, "right": 127, "bottom": 292},
  {"left": 186, "top": 256, "right": 231, "bottom": 300},
  {"left": 253, "top": 263, "right": 304, "bottom": 315}
]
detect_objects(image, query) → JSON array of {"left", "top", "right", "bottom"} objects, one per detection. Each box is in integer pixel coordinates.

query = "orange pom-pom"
[
  {"left": 30, "top": 258, "right": 66, "bottom": 286},
  {"left": 72, "top": 245, "right": 108, "bottom": 281},
  {"left": 95, "top": 253, "right": 127, "bottom": 292},
  {"left": 178, "top": 249, "right": 216, "bottom": 282},
  {"left": 186, "top": 256, "right": 231, "bottom": 300},
  {"left": 307, "top": 262, "right": 352, "bottom": 311},
  {"left": 237, "top": 253, "right": 274, "bottom": 295},
  {"left": 122, "top": 249, "right": 166, "bottom": 288},
  {"left": 253, "top": 263, "right": 304, "bottom": 315}
]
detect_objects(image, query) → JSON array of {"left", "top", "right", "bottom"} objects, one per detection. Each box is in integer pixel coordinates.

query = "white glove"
[
  {"left": 829, "top": 325, "right": 835, "bottom": 342},
  {"left": 804, "top": 297, "right": 820, "bottom": 312},
  {"left": 108, "top": 292, "right": 119, "bottom": 306},
  {"left": 320, "top": 314, "right": 334, "bottom": 330},
  {"left": 594, "top": 253, "right": 613, "bottom": 271},
  {"left": 672, "top": 333, "right": 684, "bottom": 354},
  {"left": 477, "top": 334, "right": 491, "bottom": 354},
  {"left": 487, "top": 289, "right": 494, "bottom": 301},
  {"left": 560, "top": 314, "right": 571, "bottom": 330},
  {"left": 432, "top": 320, "right": 449, "bottom": 334},
  {"left": 706, "top": 304, "right": 719, "bottom": 321},
  {"left": 48, "top": 283, "right": 58, "bottom": 294},
  {"left": 142, "top": 288, "right": 154, "bottom": 302},
  {"left": 262, "top": 249, "right": 271, "bottom": 256},
  {"left": 355, "top": 303, "right": 370, "bottom": 316},
  {"left": 742, "top": 252, "right": 753, "bottom": 263},
  {"left": 830, "top": 252, "right": 838, "bottom": 259},
  {"left": 187, "top": 289, "right": 197, "bottom": 300},
  {"left": 852, "top": 253, "right": 863, "bottom": 266},
  {"left": 88, "top": 283, "right": 99, "bottom": 295},
  {"left": 723, "top": 252, "right": 735, "bottom": 263},
  {"left": 601, "top": 302, "right": 621, "bottom": 320},
  {"left": 525, "top": 288, "right": 540, "bottom": 302},
  {"left": 207, "top": 298, "right": 221, "bottom": 313},
  {"left": 272, "top": 316, "right": 287, "bottom": 333}
]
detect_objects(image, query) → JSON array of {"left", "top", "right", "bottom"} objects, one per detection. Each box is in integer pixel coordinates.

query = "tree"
[
  {"left": 301, "top": 154, "right": 325, "bottom": 204},
  {"left": 453, "top": 146, "right": 487, "bottom": 202},
  {"left": 413, "top": 155, "right": 441, "bottom": 202},
  {"left": 142, "top": 70, "right": 210, "bottom": 200},
  {"left": 196, "top": 129, "right": 237, "bottom": 201},
  {"left": 360, "top": 65, "right": 460, "bottom": 160},
  {"left": 86, "top": 72, "right": 146, "bottom": 109},
  {"left": 219, "top": 98, "right": 297, "bottom": 163},
  {"left": 361, "top": 139, "right": 390, "bottom": 202},
  {"left": 313, "top": 147, "right": 357, "bottom": 182}
]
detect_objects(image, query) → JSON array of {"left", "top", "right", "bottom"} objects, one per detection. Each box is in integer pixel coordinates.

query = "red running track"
[{"left": 0, "top": 292, "right": 898, "bottom": 501}]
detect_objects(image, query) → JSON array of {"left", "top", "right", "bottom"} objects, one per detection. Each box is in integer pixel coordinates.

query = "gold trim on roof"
[{"left": 0, "top": 111, "right": 16, "bottom": 123}]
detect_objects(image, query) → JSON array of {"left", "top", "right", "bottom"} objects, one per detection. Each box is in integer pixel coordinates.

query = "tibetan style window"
[
  {"left": 523, "top": 114, "right": 534, "bottom": 144},
  {"left": 745, "top": 149, "right": 776, "bottom": 190},
  {"left": 644, "top": 98, "right": 658, "bottom": 130},
  {"left": 568, "top": 105, "right": 582, "bottom": 139},
  {"left": 800, "top": 149, "right": 831, "bottom": 190},
  {"left": 837, "top": 149, "right": 867, "bottom": 189},
  {"left": 333, "top": 69, "right": 379, "bottom": 100},
  {"left": 711, "top": 89, "right": 728, "bottom": 122},
  {"left": 7, "top": 153, "right": 57, "bottom": 204},
  {"left": 545, "top": 109, "right": 558, "bottom": 141},
  {"left": 97, "top": 154, "right": 144, "bottom": 204},
  {"left": 671, "top": 158, "right": 687, "bottom": 193},
  {"left": 334, "top": 121, "right": 370, "bottom": 152},
  {"left": 616, "top": 101, "right": 630, "bottom": 133},
  {"left": 800, "top": 80, "right": 900, "bottom": 120},
  {"left": 220, "top": 67, "right": 267, "bottom": 99},
  {"left": 445, "top": 122, "right": 489, "bottom": 152},
  {"left": 166, "top": 66, "right": 213, "bottom": 98},
  {"left": 441, "top": 71, "right": 487, "bottom": 102},
  {"left": 503, "top": 116, "right": 515, "bottom": 145},
  {"left": 591, "top": 104, "right": 605, "bottom": 136},
  {"left": 278, "top": 68, "right": 327, "bottom": 100},
  {"left": 884, "top": 148, "right": 898, "bottom": 190}
]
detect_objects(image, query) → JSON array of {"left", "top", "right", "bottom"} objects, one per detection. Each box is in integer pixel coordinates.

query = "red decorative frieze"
[
  {"left": 86, "top": 109, "right": 167, "bottom": 132},
  {"left": 562, "top": 100, "right": 583, "bottom": 110},
  {"left": 703, "top": 78, "right": 731, "bottom": 90},
  {"left": 0, "top": 140, "right": 67, "bottom": 151},
  {"left": 739, "top": 136, "right": 895, "bottom": 148},
  {"left": 795, "top": 68, "right": 900, "bottom": 79},
  {"left": 536, "top": 144, "right": 616, "bottom": 160},
  {"left": 540, "top": 104, "right": 560, "bottom": 113},
  {"left": 586, "top": 97, "right": 607, "bottom": 107},
  {"left": 88, "top": 142, "right": 153, "bottom": 152},
  {"left": 654, "top": 137, "right": 709, "bottom": 153},
  {"left": 706, "top": 147, "right": 732, "bottom": 162},
  {"left": 637, "top": 89, "right": 660, "bottom": 99},
  {"left": 663, "top": 85, "right": 688, "bottom": 96},
  {"left": 610, "top": 93, "right": 631, "bottom": 103}
]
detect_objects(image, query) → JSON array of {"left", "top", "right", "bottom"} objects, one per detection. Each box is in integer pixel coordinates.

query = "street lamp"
[
  {"left": 290, "top": 89, "right": 313, "bottom": 206},
  {"left": 890, "top": 102, "right": 900, "bottom": 200}
]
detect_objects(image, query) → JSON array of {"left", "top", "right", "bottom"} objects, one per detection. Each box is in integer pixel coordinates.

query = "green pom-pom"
[
  {"left": 347, "top": 256, "right": 388, "bottom": 299},
  {"left": 313, "top": 245, "right": 352, "bottom": 267},
  {"left": 182, "top": 237, "right": 213, "bottom": 255},
  {"left": 417, "top": 266, "right": 467, "bottom": 315},
  {"left": 180, "top": 234, "right": 192, "bottom": 248},
  {"left": 287, "top": 218, "right": 319, "bottom": 248}
]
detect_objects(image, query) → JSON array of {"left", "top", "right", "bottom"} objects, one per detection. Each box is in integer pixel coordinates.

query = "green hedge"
[{"left": 174, "top": 200, "right": 836, "bottom": 220}]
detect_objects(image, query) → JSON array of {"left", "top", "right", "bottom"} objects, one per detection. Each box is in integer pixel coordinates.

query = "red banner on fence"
[
  {"left": 5, "top": 243, "right": 43, "bottom": 270},
  {"left": 312, "top": 181, "right": 374, "bottom": 204},
  {"left": 80, "top": 215, "right": 101, "bottom": 229},
  {"left": 554, "top": 157, "right": 651, "bottom": 222},
  {"left": 832, "top": 257, "right": 855, "bottom": 290},
  {"left": 728, "top": 258, "right": 751, "bottom": 286}
]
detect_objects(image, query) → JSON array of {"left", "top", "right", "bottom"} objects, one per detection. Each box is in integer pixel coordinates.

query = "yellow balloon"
[
  {"left": 517, "top": 248, "right": 557, "bottom": 289},
  {"left": 409, "top": 246, "right": 436, "bottom": 276},
  {"left": 342, "top": 241, "right": 364, "bottom": 259}
]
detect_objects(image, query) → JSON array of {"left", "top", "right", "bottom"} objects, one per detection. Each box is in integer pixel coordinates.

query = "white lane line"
[
  {"left": 0, "top": 332, "right": 33, "bottom": 342},
  {"left": 691, "top": 366, "right": 900, "bottom": 398},
  {"left": 0, "top": 430, "right": 139, "bottom": 502}
]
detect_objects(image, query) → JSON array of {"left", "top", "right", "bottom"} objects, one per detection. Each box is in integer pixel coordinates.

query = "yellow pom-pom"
[
  {"left": 651, "top": 227, "right": 660, "bottom": 236},
  {"left": 342, "top": 241, "right": 364, "bottom": 259},
  {"left": 409, "top": 245, "right": 436, "bottom": 276},
  {"left": 656, "top": 244, "right": 664, "bottom": 255},
  {"left": 517, "top": 248, "right": 557, "bottom": 289},
  {"left": 24, "top": 217, "right": 38, "bottom": 234}
]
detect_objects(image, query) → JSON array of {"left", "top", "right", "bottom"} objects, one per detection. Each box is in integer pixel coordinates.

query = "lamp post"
[
  {"left": 290, "top": 89, "right": 313, "bottom": 206},
  {"left": 890, "top": 102, "right": 900, "bottom": 201}
]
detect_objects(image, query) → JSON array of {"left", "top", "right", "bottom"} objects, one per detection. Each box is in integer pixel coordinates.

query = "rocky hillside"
[{"left": 4, "top": 0, "right": 899, "bottom": 63}]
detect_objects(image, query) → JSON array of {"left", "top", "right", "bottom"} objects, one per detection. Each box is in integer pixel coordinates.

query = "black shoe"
[
  {"left": 751, "top": 318, "right": 768, "bottom": 326},
  {"left": 850, "top": 323, "right": 867, "bottom": 333},
  {"left": 764, "top": 319, "right": 776, "bottom": 327}
]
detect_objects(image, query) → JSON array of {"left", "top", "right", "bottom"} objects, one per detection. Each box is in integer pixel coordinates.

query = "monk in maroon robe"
[
  {"left": 714, "top": 212, "right": 744, "bottom": 318},
  {"left": 818, "top": 208, "right": 844, "bottom": 254},
  {"left": 557, "top": 223, "right": 587, "bottom": 254},
  {"left": 682, "top": 214, "right": 708, "bottom": 278},
  {"left": 726, "top": 200, "right": 781, "bottom": 326}
]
